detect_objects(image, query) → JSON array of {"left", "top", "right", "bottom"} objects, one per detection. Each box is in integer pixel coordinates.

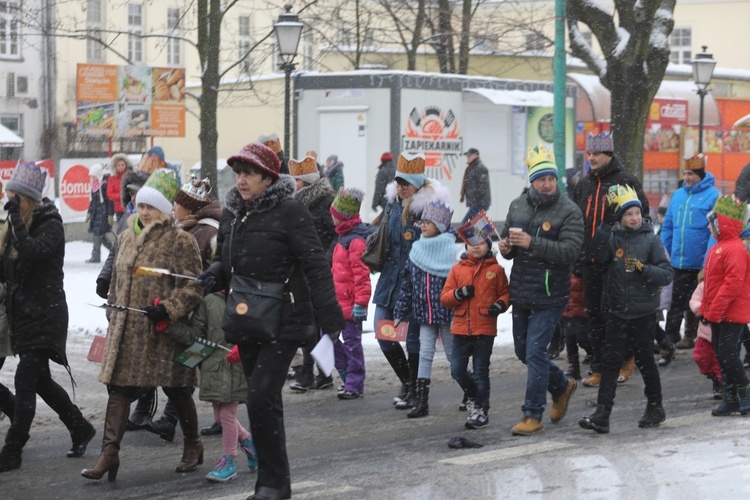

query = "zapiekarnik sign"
[{"left": 76, "top": 63, "right": 186, "bottom": 138}]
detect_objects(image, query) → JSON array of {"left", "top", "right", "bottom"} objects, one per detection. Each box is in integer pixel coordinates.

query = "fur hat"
[
  {"left": 684, "top": 153, "right": 706, "bottom": 179},
  {"left": 525, "top": 143, "right": 558, "bottom": 182},
  {"left": 108, "top": 153, "right": 133, "bottom": 175},
  {"left": 289, "top": 156, "right": 320, "bottom": 185},
  {"left": 121, "top": 170, "right": 150, "bottom": 208},
  {"left": 257, "top": 134, "right": 282, "bottom": 154},
  {"left": 381, "top": 152, "right": 393, "bottom": 162},
  {"left": 421, "top": 200, "right": 454, "bottom": 233},
  {"left": 228, "top": 142, "right": 281, "bottom": 181},
  {"left": 395, "top": 152, "right": 427, "bottom": 189},
  {"left": 136, "top": 169, "right": 180, "bottom": 215},
  {"left": 7, "top": 161, "right": 46, "bottom": 202},
  {"left": 586, "top": 132, "right": 614, "bottom": 152},
  {"left": 330, "top": 187, "right": 364, "bottom": 220},
  {"left": 175, "top": 176, "right": 212, "bottom": 212}
]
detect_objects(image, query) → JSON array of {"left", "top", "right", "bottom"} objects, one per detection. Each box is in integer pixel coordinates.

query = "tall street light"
[
  {"left": 275, "top": 4, "right": 304, "bottom": 160},
  {"left": 691, "top": 46, "right": 717, "bottom": 154}
]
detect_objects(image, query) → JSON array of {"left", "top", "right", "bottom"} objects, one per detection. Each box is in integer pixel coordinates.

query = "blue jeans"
[
  {"left": 374, "top": 305, "right": 420, "bottom": 355},
  {"left": 512, "top": 304, "right": 568, "bottom": 420},
  {"left": 451, "top": 335, "right": 494, "bottom": 411},
  {"left": 418, "top": 323, "right": 453, "bottom": 379},
  {"left": 462, "top": 205, "right": 490, "bottom": 224}
]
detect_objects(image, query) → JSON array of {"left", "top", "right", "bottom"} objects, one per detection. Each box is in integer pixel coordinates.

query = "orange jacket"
[{"left": 441, "top": 255, "right": 510, "bottom": 336}]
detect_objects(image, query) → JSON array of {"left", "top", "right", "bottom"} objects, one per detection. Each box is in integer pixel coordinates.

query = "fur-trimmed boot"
[{"left": 407, "top": 379, "right": 430, "bottom": 418}]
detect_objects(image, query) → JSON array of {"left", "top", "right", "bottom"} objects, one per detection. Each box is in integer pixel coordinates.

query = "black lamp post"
[
  {"left": 691, "top": 45, "right": 717, "bottom": 154},
  {"left": 274, "top": 4, "right": 304, "bottom": 160}
]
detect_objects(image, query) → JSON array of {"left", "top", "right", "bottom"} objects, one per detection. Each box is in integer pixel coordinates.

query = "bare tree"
[{"left": 568, "top": 0, "right": 676, "bottom": 179}]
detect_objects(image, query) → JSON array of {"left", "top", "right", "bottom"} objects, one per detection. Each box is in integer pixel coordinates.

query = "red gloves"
[{"left": 226, "top": 345, "right": 241, "bottom": 364}]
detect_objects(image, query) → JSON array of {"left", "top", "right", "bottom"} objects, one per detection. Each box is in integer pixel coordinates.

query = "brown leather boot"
[
  {"left": 81, "top": 392, "right": 131, "bottom": 481},
  {"left": 172, "top": 396, "right": 203, "bottom": 472},
  {"left": 618, "top": 356, "right": 635, "bottom": 383}
]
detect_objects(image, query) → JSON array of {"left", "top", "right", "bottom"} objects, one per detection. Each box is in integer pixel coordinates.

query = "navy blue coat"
[
  {"left": 88, "top": 178, "right": 114, "bottom": 235},
  {"left": 393, "top": 260, "right": 454, "bottom": 325}
]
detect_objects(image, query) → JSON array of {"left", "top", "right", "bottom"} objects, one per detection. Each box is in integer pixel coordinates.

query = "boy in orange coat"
[{"left": 441, "top": 237, "right": 509, "bottom": 429}]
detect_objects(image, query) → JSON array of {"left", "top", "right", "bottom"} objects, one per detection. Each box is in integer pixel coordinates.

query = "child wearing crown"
[
  {"left": 579, "top": 184, "right": 673, "bottom": 434},
  {"left": 393, "top": 200, "right": 458, "bottom": 418}
]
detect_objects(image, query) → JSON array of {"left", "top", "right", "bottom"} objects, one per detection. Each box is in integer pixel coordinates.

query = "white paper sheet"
[{"left": 311, "top": 334, "right": 335, "bottom": 377}]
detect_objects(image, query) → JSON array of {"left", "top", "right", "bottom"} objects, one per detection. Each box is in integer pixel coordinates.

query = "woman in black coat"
[
  {"left": 198, "top": 143, "right": 344, "bottom": 500},
  {"left": 0, "top": 162, "right": 95, "bottom": 472}
]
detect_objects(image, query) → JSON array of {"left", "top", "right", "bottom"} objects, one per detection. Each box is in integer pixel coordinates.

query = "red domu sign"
[{"left": 61, "top": 165, "right": 91, "bottom": 212}]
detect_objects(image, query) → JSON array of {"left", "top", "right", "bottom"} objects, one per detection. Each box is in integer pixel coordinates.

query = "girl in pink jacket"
[{"left": 689, "top": 273, "right": 723, "bottom": 400}]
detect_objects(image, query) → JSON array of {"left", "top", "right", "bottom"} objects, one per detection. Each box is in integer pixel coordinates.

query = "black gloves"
[
  {"left": 488, "top": 302, "right": 507, "bottom": 317},
  {"left": 144, "top": 304, "right": 169, "bottom": 323},
  {"left": 96, "top": 278, "right": 110, "bottom": 299},
  {"left": 196, "top": 271, "right": 217, "bottom": 292},
  {"left": 3, "top": 195, "right": 20, "bottom": 216},
  {"left": 454, "top": 285, "right": 475, "bottom": 301}
]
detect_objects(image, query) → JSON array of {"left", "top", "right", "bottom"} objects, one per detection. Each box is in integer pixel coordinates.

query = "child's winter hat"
[
  {"left": 525, "top": 143, "right": 558, "bottom": 182},
  {"left": 330, "top": 187, "right": 364, "bottom": 221},
  {"left": 289, "top": 156, "right": 320, "bottom": 184},
  {"left": 381, "top": 152, "right": 393, "bottom": 162},
  {"left": 607, "top": 184, "right": 641, "bottom": 219},
  {"left": 175, "top": 176, "right": 212, "bottom": 212},
  {"left": 395, "top": 152, "right": 427, "bottom": 189},
  {"left": 586, "top": 132, "right": 614, "bottom": 152},
  {"left": 684, "top": 153, "right": 706, "bottom": 179},
  {"left": 257, "top": 133, "right": 282, "bottom": 154},
  {"left": 136, "top": 169, "right": 180, "bottom": 215},
  {"left": 89, "top": 163, "right": 106, "bottom": 181},
  {"left": 228, "top": 142, "right": 281, "bottom": 181},
  {"left": 712, "top": 195, "right": 747, "bottom": 224},
  {"left": 7, "top": 161, "right": 46, "bottom": 202},
  {"left": 422, "top": 200, "right": 454, "bottom": 234}
]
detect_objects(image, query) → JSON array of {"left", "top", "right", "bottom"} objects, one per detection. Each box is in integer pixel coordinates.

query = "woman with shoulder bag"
[
  {"left": 196, "top": 142, "right": 344, "bottom": 500},
  {"left": 372, "top": 152, "right": 450, "bottom": 409}
]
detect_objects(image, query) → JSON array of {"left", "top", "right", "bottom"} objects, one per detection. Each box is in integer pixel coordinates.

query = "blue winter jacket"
[
  {"left": 393, "top": 260, "right": 454, "bottom": 325},
  {"left": 661, "top": 172, "right": 720, "bottom": 270}
]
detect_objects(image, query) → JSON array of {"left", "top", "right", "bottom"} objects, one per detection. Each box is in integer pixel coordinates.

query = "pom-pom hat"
[
  {"left": 330, "top": 187, "right": 364, "bottom": 220},
  {"left": 422, "top": 200, "right": 454, "bottom": 233},
  {"left": 136, "top": 169, "right": 180, "bottom": 215},
  {"left": 175, "top": 176, "right": 212, "bottom": 212},
  {"left": 228, "top": 142, "right": 281, "bottom": 181},
  {"left": 7, "top": 161, "right": 46, "bottom": 202},
  {"left": 289, "top": 156, "right": 320, "bottom": 185},
  {"left": 395, "top": 152, "right": 427, "bottom": 189},
  {"left": 525, "top": 143, "right": 558, "bottom": 182},
  {"left": 586, "top": 132, "right": 614, "bottom": 152}
]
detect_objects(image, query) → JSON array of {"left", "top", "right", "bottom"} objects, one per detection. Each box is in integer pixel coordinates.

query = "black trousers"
[
  {"left": 0, "top": 357, "right": 14, "bottom": 418},
  {"left": 582, "top": 262, "right": 608, "bottom": 372},
  {"left": 107, "top": 385, "right": 193, "bottom": 403},
  {"left": 10, "top": 349, "right": 83, "bottom": 438},
  {"left": 664, "top": 269, "right": 699, "bottom": 343},
  {"left": 562, "top": 316, "right": 591, "bottom": 360},
  {"left": 598, "top": 313, "right": 662, "bottom": 408},
  {"left": 240, "top": 340, "right": 298, "bottom": 499},
  {"left": 711, "top": 322, "right": 750, "bottom": 390}
]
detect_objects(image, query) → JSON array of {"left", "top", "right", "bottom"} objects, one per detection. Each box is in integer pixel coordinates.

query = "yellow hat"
[{"left": 606, "top": 184, "right": 641, "bottom": 218}]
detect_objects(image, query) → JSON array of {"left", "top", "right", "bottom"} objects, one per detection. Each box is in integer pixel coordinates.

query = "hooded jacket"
[
  {"left": 501, "top": 186, "right": 584, "bottom": 309},
  {"left": 660, "top": 172, "right": 720, "bottom": 270},
  {"left": 209, "top": 175, "right": 345, "bottom": 344},
  {"left": 1, "top": 202, "right": 69, "bottom": 365},
  {"left": 591, "top": 220, "right": 673, "bottom": 319},
  {"left": 325, "top": 162, "right": 344, "bottom": 192},
  {"left": 701, "top": 213, "right": 750, "bottom": 324},
  {"left": 87, "top": 177, "right": 114, "bottom": 234},
  {"left": 106, "top": 153, "right": 134, "bottom": 214},
  {"left": 331, "top": 222, "right": 372, "bottom": 321},
  {"left": 176, "top": 200, "right": 222, "bottom": 270},
  {"left": 574, "top": 155, "right": 649, "bottom": 261}
]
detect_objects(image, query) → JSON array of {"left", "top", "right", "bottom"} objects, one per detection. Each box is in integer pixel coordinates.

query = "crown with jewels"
[
  {"left": 397, "top": 152, "right": 426, "bottom": 174},
  {"left": 174, "top": 175, "right": 212, "bottom": 211},
  {"left": 684, "top": 153, "right": 706, "bottom": 171},
  {"left": 586, "top": 132, "right": 614, "bottom": 152}
]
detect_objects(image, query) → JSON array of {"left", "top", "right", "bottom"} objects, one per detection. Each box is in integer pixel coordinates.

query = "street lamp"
[
  {"left": 691, "top": 45, "right": 717, "bottom": 154},
  {"left": 275, "top": 4, "right": 304, "bottom": 160}
]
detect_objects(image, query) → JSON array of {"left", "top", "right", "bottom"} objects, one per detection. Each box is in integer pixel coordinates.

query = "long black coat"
[
  {"left": 87, "top": 178, "right": 114, "bottom": 235},
  {"left": 210, "top": 175, "right": 344, "bottom": 345},
  {"left": 293, "top": 177, "right": 336, "bottom": 258},
  {"left": 1, "top": 202, "right": 69, "bottom": 365}
]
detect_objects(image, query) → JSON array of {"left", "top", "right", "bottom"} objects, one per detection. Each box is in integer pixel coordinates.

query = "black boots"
[
  {"left": 407, "top": 379, "right": 430, "bottom": 418},
  {"left": 67, "top": 417, "right": 96, "bottom": 458},
  {"left": 566, "top": 357, "right": 581, "bottom": 380},
  {"left": 82, "top": 392, "right": 130, "bottom": 481},
  {"left": 710, "top": 375, "right": 724, "bottom": 400},
  {"left": 127, "top": 388, "right": 155, "bottom": 430},
  {"left": 395, "top": 353, "right": 419, "bottom": 410},
  {"left": 145, "top": 399, "right": 178, "bottom": 442},
  {"left": 638, "top": 401, "right": 666, "bottom": 428},
  {"left": 383, "top": 349, "right": 410, "bottom": 405},
  {"left": 172, "top": 396, "right": 203, "bottom": 473},
  {"left": 0, "top": 385, "right": 14, "bottom": 422},
  {"left": 579, "top": 404, "right": 612, "bottom": 434},
  {"left": 737, "top": 384, "right": 750, "bottom": 415},
  {"left": 0, "top": 428, "right": 29, "bottom": 472},
  {"left": 712, "top": 386, "right": 740, "bottom": 416}
]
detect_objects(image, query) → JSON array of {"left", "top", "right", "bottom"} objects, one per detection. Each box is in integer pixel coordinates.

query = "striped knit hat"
[
  {"left": 330, "top": 187, "right": 364, "bottom": 220},
  {"left": 525, "top": 144, "right": 558, "bottom": 182}
]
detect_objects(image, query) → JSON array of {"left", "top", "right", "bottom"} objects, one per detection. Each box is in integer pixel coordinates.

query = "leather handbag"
[{"left": 361, "top": 204, "right": 392, "bottom": 272}]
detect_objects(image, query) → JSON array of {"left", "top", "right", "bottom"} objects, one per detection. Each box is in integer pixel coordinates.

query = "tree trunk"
[
  {"left": 458, "top": 0, "right": 472, "bottom": 74},
  {"left": 198, "top": 0, "right": 221, "bottom": 193},
  {"left": 608, "top": 66, "right": 653, "bottom": 179},
  {"left": 434, "top": 0, "right": 455, "bottom": 74}
]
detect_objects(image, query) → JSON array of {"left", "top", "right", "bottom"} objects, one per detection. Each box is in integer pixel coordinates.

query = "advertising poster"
[
  {"left": 525, "top": 107, "right": 575, "bottom": 170},
  {"left": 76, "top": 63, "right": 186, "bottom": 138},
  {"left": 0, "top": 159, "right": 56, "bottom": 201}
]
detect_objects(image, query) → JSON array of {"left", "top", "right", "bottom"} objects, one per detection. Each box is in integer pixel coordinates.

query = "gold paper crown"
[
  {"left": 684, "top": 153, "right": 706, "bottom": 171},
  {"left": 257, "top": 133, "right": 282, "bottom": 154},
  {"left": 397, "top": 152, "right": 426, "bottom": 174},
  {"left": 288, "top": 156, "right": 318, "bottom": 177},
  {"left": 305, "top": 150, "right": 318, "bottom": 160},
  {"left": 525, "top": 143, "right": 556, "bottom": 170},
  {"left": 606, "top": 184, "right": 640, "bottom": 215}
]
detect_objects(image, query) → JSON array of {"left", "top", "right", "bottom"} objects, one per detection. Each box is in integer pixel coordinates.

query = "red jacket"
[
  {"left": 563, "top": 273, "right": 586, "bottom": 319},
  {"left": 331, "top": 226, "right": 372, "bottom": 322},
  {"left": 441, "top": 255, "right": 510, "bottom": 336},
  {"left": 107, "top": 171, "right": 125, "bottom": 214},
  {"left": 701, "top": 213, "right": 750, "bottom": 324}
]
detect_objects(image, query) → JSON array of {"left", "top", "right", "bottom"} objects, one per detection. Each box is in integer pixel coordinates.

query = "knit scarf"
[
  {"left": 335, "top": 215, "right": 362, "bottom": 236},
  {"left": 408, "top": 232, "right": 457, "bottom": 278}
]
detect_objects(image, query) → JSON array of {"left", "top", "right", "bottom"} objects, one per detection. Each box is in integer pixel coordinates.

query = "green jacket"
[{"left": 165, "top": 292, "right": 247, "bottom": 403}]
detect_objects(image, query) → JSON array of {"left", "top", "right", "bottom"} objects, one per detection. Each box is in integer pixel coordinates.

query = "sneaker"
[
  {"left": 289, "top": 379, "right": 312, "bottom": 392},
  {"left": 465, "top": 407, "right": 489, "bottom": 429},
  {"left": 338, "top": 390, "right": 363, "bottom": 400},
  {"left": 582, "top": 372, "right": 601, "bottom": 387},
  {"left": 85, "top": 258, "right": 100, "bottom": 264},
  {"left": 206, "top": 454, "right": 237, "bottom": 482},
  {"left": 239, "top": 437, "right": 258, "bottom": 471},
  {"left": 458, "top": 394, "right": 469, "bottom": 412},
  {"left": 313, "top": 374, "right": 334, "bottom": 390},
  {"left": 511, "top": 417, "right": 543, "bottom": 436},
  {"left": 658, "top": 343, "right": 676, "bottom": 367},
  {"left": 337, "top": 384, "right": 345, "bottom": 394}
]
